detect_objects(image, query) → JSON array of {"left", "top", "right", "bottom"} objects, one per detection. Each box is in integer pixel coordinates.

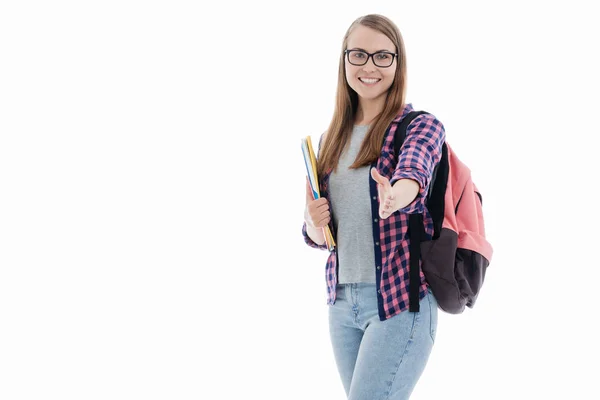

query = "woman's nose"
[{"left": 361, "top": 60, "right": 377, "bottom": 72}]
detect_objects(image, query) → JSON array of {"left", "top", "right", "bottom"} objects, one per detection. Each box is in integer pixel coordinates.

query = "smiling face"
[{"left": 344, "top": 24, "right": 397, "bottom": 104}]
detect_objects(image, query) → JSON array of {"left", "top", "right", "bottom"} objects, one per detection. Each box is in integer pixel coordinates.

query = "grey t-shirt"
[{"left": 328, "top": 125, "right": 376, "bottom": 284}]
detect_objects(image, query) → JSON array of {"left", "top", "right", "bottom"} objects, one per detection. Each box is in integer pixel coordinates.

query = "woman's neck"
[{"left": 355, "top": 97, "right": 386, "bottom": 126}]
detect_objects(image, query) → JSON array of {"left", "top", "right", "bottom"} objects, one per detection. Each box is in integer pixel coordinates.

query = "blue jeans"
[{"left": 328, "top": 283, "right": 438, "bottom": 400}]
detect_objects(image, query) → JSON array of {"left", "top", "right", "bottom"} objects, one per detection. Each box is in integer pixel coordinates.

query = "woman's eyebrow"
[{"left": 348, "top": 47, "right": 394, "bottom": 53}]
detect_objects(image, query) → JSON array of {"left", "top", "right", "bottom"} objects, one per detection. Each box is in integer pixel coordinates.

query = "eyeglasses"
[{"left": 344, "top": 49, "right": 398, "bottom": 68}]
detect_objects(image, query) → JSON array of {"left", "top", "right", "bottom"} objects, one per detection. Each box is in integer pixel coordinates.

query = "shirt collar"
[{"left": 393, "top": 102, "right": 415, "bottom": 123}]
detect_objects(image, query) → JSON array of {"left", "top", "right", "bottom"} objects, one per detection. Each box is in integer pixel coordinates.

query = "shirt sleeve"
[
  {"left": 389, "top": 113, "right": 446, "bottom": 214},
  {"left": 302, "top": 222, "right": 329, "bottom": 250},
  {"left": 301, "top": 131, "right": 329, "bottom": 250}
]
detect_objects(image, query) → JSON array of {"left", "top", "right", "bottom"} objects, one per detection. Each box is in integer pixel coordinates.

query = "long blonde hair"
[{"left": 318, "top": 14, "right": 407, "bottom": 177}]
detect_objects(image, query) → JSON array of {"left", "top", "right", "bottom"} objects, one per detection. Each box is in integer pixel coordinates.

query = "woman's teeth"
[{"left": 359, "top": 78, "right": 381, "bottom": 84}]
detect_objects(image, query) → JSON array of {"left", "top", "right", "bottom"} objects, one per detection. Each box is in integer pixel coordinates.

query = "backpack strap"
[{"left": 408, "top": 213, "right": 423, "bottom": 312}]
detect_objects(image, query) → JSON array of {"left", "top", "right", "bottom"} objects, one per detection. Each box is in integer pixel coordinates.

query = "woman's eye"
[{"left": 376, "top": 53, "right": 390, "bottom": 60}]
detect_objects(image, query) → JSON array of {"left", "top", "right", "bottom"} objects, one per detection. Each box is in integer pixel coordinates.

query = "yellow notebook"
[{"left": 301, "top": 136, "right": 336, "bottom": 251}]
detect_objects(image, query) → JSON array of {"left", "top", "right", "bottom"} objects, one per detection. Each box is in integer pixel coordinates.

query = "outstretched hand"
[{"left": 371, "top": 168, "right": 397, "bottom": 220}]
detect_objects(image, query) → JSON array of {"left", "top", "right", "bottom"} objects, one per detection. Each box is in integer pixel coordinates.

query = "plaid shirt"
[{"left": 302, "top": 103, "right": 446, "bottom": 321}]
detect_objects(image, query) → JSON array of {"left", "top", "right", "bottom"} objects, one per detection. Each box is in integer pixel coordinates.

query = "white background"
[{"left": 1, "top": 1, "right": 599, "bottom": 399}]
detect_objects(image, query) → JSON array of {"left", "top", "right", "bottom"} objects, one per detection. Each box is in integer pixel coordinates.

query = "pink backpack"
[{"left": 394, "top": 111, "right": 493, "bottom": 314}]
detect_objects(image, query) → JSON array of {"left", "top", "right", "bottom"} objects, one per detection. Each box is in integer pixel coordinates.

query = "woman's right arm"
[{"left": 302, "top": 132, "right": 330, "bottom": 250}]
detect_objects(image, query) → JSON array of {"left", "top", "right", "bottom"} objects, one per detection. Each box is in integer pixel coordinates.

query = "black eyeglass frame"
[{"left": 344, "top": 49, "right": 398, "bottom": 68}]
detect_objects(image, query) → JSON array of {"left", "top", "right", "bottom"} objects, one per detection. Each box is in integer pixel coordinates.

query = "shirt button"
[
  {"left": 377, "top": 265, "right": 381, "bottom": 270},
  {"left": 374, "top": 218, "right": 378, "bottom": 222},
  {"left": 373, "top": 196, "right": 377, "bottom": 200},
  {"left": 375, "top": 241, "right": 379, "bottom": 246},
  {"left": 378, "top": 290, "right": 381, "bottom": 294}
]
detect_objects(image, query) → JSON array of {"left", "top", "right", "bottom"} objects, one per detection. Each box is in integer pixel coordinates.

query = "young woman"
[{"left": 302, "top": 14, "right": 446, "bottom": 399}]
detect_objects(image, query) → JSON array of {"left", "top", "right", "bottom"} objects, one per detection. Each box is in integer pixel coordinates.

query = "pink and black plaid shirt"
[{"left": 302, "top": 103, "right": 446, "bottom": 321}]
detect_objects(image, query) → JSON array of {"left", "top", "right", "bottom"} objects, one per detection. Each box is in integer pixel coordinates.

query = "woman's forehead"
[{"left": 347, "top": 25, "right": 395, "bottom": 52}]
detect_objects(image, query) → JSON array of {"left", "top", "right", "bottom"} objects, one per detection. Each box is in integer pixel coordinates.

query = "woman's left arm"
[{"left": 389, "top": 113, "right": 446, "bottom": 214}]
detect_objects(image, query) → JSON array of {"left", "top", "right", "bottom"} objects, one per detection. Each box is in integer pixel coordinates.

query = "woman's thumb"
[{"left": 371, "top": 168, "right": 383, "bottom": 183}]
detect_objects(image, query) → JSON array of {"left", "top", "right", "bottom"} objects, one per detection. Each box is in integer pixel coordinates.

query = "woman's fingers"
[
  {"left": 307, "top": 200, "right": 331, "bottom": 228},
  {"left": 312, "top": 209, "right": 331, "bottom": 228},
  {"left": 379, "top": 190, "right": 396, "bottom": 219},
  {"left": 317, "top": 215, "right": 331, "bottom": 227},
  {"left": 372, "top": 168, "right": 398, "bottom": 219}
]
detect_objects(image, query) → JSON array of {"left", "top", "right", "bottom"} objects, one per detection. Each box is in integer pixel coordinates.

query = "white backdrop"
[{"left": 1, "top": 1, "right": 599, "bottom": 399}]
